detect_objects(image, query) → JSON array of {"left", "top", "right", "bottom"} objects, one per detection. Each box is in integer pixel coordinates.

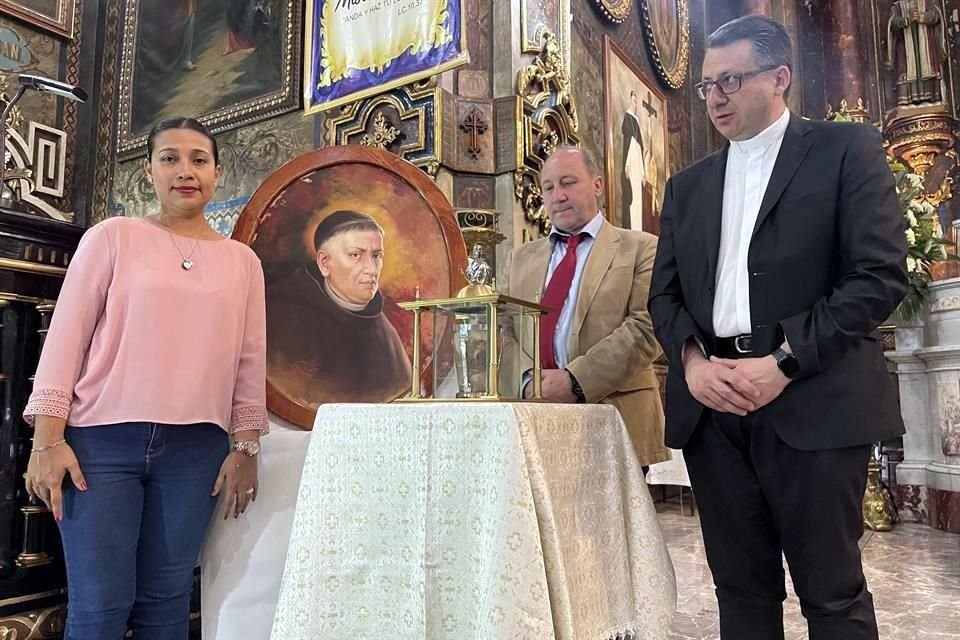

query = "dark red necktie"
[{"left": 539, "top": 233, "right": 587, "bottom": 369}]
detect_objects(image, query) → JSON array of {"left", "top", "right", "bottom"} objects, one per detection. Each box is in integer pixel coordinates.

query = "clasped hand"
[
  {"left": 522, "top": 368, "right": 578, "bottom": 403},
  {"left": 685, "top": 354, "right": 790, "bottom": 416}
]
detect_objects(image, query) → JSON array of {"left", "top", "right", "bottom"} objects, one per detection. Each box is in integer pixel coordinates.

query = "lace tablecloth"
[{"left": 271, "top": 403, "right": 676, "bottom": 640}]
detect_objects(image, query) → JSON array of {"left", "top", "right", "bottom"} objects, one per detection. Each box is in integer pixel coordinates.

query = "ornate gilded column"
[{"left": 822, "top": 0, "right": 866, "bottom": 118}]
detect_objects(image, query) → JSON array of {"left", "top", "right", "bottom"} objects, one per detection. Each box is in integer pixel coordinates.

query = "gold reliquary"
[{"left": 396, "top": 245, "right": 548, "bottom": 402}]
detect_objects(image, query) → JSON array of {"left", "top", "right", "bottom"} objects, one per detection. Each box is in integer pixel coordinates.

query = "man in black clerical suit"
[
  {"left": 648, "top": 16, "right": 907, "bottom": 640},
  {"left": 266, "top": 210, "right": 411, "bottom": 407}
]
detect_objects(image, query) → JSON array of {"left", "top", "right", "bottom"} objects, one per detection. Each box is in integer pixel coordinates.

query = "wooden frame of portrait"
[
  {"left": 233, "top": 145, "right": 468, "bottom": 429},
  {"left": 602, "top": 35, "right": 669, "bottom": 235},
  {"left": 114, "top": 0, "right": 303, "bottom": 160},
  {"left": 0, "top": 0, "right": 75, "bottom": 38}
]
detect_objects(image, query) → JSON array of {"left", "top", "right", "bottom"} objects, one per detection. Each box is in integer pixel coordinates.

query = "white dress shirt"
[
  {"left": 544, "top": 211, "right": 605, "bottom": 367},
  {"left": 712, "top": 107, "right": 790, "bottom": 338}
]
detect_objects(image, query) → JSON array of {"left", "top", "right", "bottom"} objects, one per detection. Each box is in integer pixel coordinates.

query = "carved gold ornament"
[
  {"left": 360, "top": 113, "right": 402, "bottom": 149},
  {"left": 513, "top": 31, "right": 579, "bottom": 236},
  {"left": 591, "top": 0, "right": 634, "bottom": 24},
  {"left": 825, "top": 97, "right": 870, "bottom": 123}
]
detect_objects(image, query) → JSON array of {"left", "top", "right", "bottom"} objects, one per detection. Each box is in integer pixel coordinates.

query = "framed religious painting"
[
  {"left": 0, "top": 0, "right": 76, "bottom": 38},
  {"left": 640, "top": 0, "right": 690, "bottom": 89},
  {"left": 115, "top": 0, "right": 303, "bottom": 160},
  {"left": 603, "top": 35, "right": 668, "bottom": 235},
  {"left": 233, "top": 145, "right": 467, "bottom": 429}
]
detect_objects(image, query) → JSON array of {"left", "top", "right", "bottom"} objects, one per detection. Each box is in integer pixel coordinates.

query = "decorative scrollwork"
[
  {"left": 456, "top": 208, "right": 506, "bottom": 249},
  {"left": 513, "top": 31, "right": 580, "bottom": 238},
  {"left": 517, "top": 31, "right": 579, "bottom": 134},
  {"left": 825, "top": 97, "right": 870, "bottom": 123},
  {"left": 0, "top": 75, "right": 23, "bottom": 132},
  {"left": 885, "top": 110, "right": 959, "bottom": 208},
  {"left": 325, "top": 82, "right": 442, "bottom": 176},
  {"left": 591, "top": 0, "right": 634, "bottom": 23},
  {"left": 360, "top": 113, "right": 401, "bottom": 149},
  {"left": 2, "top": 117, "right": 74, "bottom": 222},
  {"left": 0, "top": 604, "right": 66, "bottom": 639}
]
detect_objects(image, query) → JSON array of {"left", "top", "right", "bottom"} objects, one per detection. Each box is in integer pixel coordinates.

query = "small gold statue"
[{"left": 862, "top": 449, "right": 899, "bottom": 531}]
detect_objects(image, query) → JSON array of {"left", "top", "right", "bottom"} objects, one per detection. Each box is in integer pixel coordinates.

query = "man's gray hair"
[
  {"left": 707, "top": 15, "right": 792, "bottom": 72},
  {"left": 547, "top": 144, "right": 602, "bottom": 179}
]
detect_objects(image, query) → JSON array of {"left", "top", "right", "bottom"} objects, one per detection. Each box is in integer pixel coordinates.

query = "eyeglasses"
[{"left": 695, "top": 65, "right": 780, "bottom": 100}]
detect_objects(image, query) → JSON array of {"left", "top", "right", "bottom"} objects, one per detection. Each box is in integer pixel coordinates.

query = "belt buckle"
[{"left": 734, "top": 335, "right": 752, "bottom": 354}]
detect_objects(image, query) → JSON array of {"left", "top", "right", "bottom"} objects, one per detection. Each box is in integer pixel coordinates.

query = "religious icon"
[
  {"left": 603, "top": 35, "right": 669, "bottom": 234},
  {"left": 640, "top": 0, "right": 690, "bottom": 89},
  {"left": 886, "top": 0, "right": 947, "bottom": 106},
  {"left": 265, "top": 210, "right": 413, "bottom": 412},
  {"left": 233, "top": 146, "right": 467, "bottom": 428},
  {"left": 116, "top": 0, "right": 301, "bottom": 158}
]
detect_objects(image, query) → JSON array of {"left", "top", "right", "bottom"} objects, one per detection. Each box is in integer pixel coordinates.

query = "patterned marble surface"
[{"left": 659, "top": 504, "right": 960, "bottom": 639}]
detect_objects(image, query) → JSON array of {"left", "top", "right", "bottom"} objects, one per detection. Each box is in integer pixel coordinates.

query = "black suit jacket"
[{"left": 648, "top": 114, "right": 908, "bottom": 451}]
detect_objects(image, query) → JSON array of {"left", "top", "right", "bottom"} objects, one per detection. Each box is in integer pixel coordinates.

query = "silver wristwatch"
[{"left": 231, "top": 439, "right": 261, "bottom": 457}]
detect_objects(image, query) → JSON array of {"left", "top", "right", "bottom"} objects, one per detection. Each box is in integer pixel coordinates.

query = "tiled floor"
[{"left": 659, "top": 504, "right": 960, "bottom": 639}]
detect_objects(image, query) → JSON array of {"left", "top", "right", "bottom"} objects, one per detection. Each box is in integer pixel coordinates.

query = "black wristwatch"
[
  {"left": 566, "top": 369, "right": 586, "bottom": 403},
  {"left": 771, "top": 347, "right": 800, "bottom": 379}
]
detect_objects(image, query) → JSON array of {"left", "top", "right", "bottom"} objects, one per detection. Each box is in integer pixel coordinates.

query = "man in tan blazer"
[{"left": 505, "top": 145, "right": 669, "bottom": 466}]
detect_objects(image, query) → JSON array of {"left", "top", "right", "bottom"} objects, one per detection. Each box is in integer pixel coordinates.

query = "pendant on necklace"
[{"left": 182, "top": 259, "right": 193, "bottom": 271}]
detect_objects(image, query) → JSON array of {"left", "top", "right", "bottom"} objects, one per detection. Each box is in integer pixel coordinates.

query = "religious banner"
[{"left": 304, "top": 0, "right": 468, "bottom": 114}]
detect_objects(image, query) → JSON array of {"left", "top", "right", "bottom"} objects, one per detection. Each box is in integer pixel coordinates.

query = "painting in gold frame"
[
  {"left": 0, "top": 0, "right": 75, "bottom": 38},
  {"left": 115, "top": 0, "right": 302, "bottom": 160}
]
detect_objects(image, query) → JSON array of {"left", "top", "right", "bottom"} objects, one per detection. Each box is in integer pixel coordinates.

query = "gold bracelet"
[{"left": 31, "top": 439, "right": 66, "bottom": 454}]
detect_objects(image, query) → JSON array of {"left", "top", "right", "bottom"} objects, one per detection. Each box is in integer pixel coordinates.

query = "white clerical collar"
[
  {"left": 324, "top": 279, "right": 369, "bottom": 312},
  {"left": 731, "top": 107, "right": 790, "bottom": 155},
  {"left": 550, "top": 211, "right": 605, "bottom": 242}
]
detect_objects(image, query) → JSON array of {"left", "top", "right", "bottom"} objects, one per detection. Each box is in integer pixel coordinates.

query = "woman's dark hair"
[{"left": 146, "top": 117, "right": 219, "bottom": 165}]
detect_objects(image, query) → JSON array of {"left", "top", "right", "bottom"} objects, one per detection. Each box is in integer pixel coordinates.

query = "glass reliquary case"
[{"left": 395, "top": 245, "right": 548, "bottom": 402}]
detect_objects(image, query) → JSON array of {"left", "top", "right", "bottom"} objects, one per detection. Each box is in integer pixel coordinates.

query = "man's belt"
[{"left": 713, "top": 334, "right": 753, "bottom": 359}]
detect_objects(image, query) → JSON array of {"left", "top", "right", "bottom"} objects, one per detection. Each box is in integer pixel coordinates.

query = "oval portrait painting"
[
  {"left": 233, "top": 146, "right": 467, "bottom": 428},
  {"left": 642, "top": 0, "right": 690, "bottom": 89}
]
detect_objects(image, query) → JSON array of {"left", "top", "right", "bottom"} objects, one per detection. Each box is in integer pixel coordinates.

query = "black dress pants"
[{"left": 683, "top": 409, "right": 878, "bottom": 640}]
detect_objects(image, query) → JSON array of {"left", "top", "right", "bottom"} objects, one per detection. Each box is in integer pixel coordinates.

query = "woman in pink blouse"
[{"left": 22, "top": 117, "right": 267, "bottom": 640}]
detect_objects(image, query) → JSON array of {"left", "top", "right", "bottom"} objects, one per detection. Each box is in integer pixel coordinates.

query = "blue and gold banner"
[{"left": 304, "top": 0, "right": 467, "bottom": 113}]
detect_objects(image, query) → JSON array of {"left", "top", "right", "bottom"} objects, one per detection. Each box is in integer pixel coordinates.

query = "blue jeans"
[{"left": 59, "top": 423, "right": 228, "bottom": 640}]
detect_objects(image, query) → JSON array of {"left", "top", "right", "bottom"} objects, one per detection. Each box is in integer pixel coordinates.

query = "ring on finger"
[{"left": 244, "top": 487, "right": 255, "bottom": 495}]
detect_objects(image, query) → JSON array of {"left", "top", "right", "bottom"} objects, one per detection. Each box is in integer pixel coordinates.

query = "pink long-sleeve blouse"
[{"left": 23, "top": 216, "right": 268, "bottom": 434}]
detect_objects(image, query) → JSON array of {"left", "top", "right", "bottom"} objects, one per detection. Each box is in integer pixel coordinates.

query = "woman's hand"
[
  {"left": 25, "top": 443, "right": 87, "bottom": 522},
  {"left": 212, "top": 450, "right": 258, "bottom": 520}
]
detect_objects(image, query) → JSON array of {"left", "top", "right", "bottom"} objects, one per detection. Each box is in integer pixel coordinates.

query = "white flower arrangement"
[{"left": 892, "top": 158, "right": 951, "bottom": 320}]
